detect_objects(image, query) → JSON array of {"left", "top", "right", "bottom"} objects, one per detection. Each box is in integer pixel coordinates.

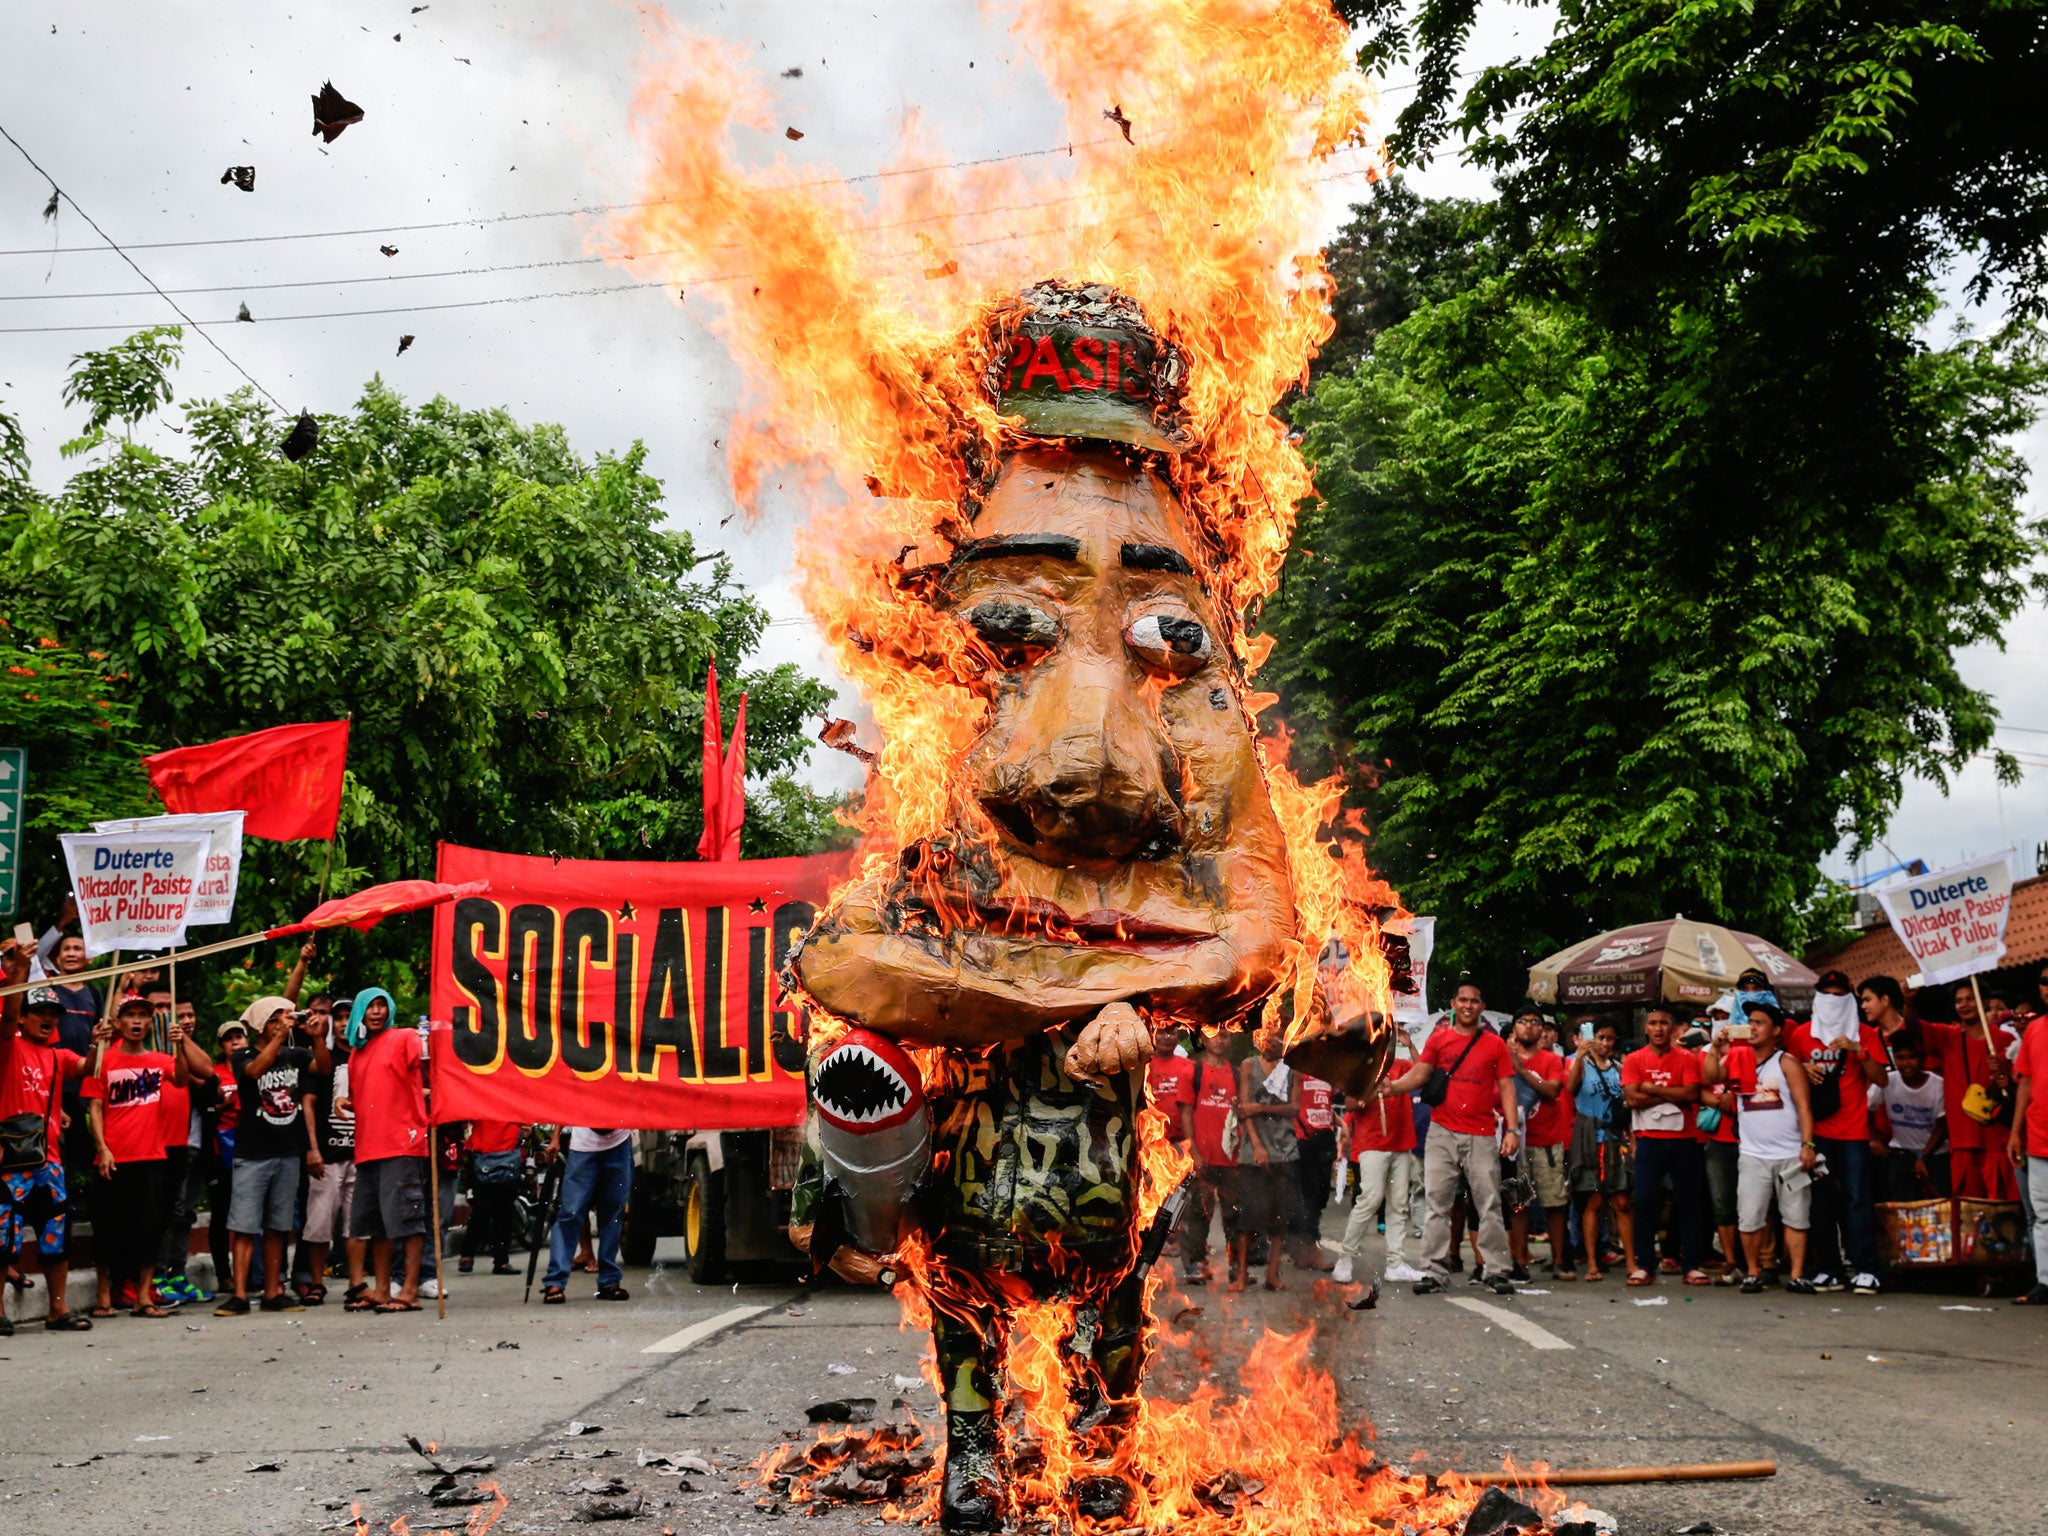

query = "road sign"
[{"left": 0, "top": 748, "right": 20, "bottom": 916}]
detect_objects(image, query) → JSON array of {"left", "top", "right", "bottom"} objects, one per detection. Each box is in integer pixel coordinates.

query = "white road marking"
[
  {"left": 641, "top": 1303, "right": 771, "bottom": 1355},
  {"left": 1445, "top": 1296, "right": 1575, "bottom": 1351}
]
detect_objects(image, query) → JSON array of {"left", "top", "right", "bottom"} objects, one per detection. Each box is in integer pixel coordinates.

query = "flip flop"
[
  {"left": 1583, "top": 1269, "right": 1604, "bottom": 1282},
  {"left": 90, "top": 1305, "right": 117, "bottom": 1318},
  {"left": 130, "top": 1303, "right": 173, "bottom": 1318},
  {"left": 44, "top": 1310, "right": 93, "bottom": 1331},
  {"left": 377, "top": 1298, "right": 422, "bottom": 1313},
  {"left": 1625, "top": 1269, "right": 1654, "bottom": 1287},
  {"left": 344, "top": 1295, "right": 381, "bottom": 1312},
  {"left": 1683, "top": 1270, "right": 1714, "bottom": 1287}
]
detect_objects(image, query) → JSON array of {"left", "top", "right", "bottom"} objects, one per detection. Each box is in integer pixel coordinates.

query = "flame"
[
  {"left": 597, "top": 0, "right": 1390, "bottom": 939},
  {"left": 601, "top": 2, "right": 1510, "bottom": 1529}
]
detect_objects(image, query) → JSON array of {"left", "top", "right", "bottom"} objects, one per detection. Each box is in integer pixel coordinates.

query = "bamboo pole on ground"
[
  {"left": 428, "top": 1122, "right": 446, "bottom": 1320},
  {"left": 1461, "top": 1459, "right": 1777, "bottom": 1488}
]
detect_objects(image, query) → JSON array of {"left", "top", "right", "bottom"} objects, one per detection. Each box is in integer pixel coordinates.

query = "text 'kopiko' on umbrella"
[{"left": 1526, "top": 915, "right": 1817, "bottom": 1010}]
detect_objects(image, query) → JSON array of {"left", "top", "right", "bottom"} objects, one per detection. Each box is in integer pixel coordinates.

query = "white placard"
[
  {"left": 94, "top": 810, "right": 244, "bottom": 927},
  {"left": 60, "top": 830, "right": 213, "bottom": 956},
  {"left": 1875, "top": 852, "right": 2016, "bottom": 988},
  {"left": 1393, "top": 914, "right": 1435, "bottom": 1023}
]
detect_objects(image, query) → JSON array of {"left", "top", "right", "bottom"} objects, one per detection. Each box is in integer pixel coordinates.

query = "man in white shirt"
[{"left": 540, "top": 1127, "right": 635, "bottom": 1304}]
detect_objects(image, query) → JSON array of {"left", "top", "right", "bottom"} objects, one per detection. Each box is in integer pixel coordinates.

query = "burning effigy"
[{"left": 596, "top": 2, "right": 1545, "bottom": 1532}]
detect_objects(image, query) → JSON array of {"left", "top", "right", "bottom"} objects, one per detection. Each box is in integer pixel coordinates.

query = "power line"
[
  {"left": 0, "top": 121, "right": 288, "bottom": 412},
  {"left": 0, "top": 162, "right": 1384, "bottom": 336},
  {"left": 0, "top": 184, "right": 1163, "bottom": 304},
  {"left": 0, "top": 132, "right": 1145, "bottom": 260}
]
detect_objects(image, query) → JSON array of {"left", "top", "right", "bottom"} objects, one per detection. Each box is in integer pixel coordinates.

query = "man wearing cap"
[
  {"left": 216, "top": 997, "right": 321, "bottom": 1315},
  {"left": 0, "top": 941, "right": 94, "bottom": 1333}
]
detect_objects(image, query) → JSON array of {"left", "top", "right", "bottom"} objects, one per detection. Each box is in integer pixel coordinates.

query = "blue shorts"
[{"left": 0, "top": 1161, "right": 68, "bottom": 1258}]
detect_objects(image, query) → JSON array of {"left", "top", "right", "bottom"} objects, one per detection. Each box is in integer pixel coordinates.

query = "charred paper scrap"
[{"left": 311, "top": 81, "right": 365, "bottom": 142}]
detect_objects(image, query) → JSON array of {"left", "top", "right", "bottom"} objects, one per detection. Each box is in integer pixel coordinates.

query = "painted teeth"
[{"left": 816, "top": 1045, "right": 912, "bottom": 1123}]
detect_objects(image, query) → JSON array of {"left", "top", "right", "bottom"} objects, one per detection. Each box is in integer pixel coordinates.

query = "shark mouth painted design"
[{"left": 812, "top": 1029, "right": 924, "bottom": 1134}]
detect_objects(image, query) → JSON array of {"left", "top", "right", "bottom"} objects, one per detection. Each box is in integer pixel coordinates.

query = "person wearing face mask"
[{"left": 1791, "top": 969, "right": 1888, "bottom": 1295}]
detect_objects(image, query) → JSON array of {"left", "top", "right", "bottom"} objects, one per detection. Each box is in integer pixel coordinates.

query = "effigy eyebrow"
[
  {"left": 951, "top": 533, "right": 1083, "bottom": 566},
  {"left": 1119, "top": 542, "right": 1193, "bottom": 575}
]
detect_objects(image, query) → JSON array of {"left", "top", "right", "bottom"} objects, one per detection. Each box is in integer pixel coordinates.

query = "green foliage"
[
  {"left": 0, "top": 337, "right": 844, "bottom": 1016},
  {"left": 1313, "top": 178, "right": 1501, "bottom": 380},
  {"left": 1269, "top": 259, "right": 2044, "bottom": 993},
  {"left": 1274, "top": 1, "right": 2048, "bottom": 991}
]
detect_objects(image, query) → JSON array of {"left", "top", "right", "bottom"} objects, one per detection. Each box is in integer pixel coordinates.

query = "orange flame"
[
  {"left": 598, "top": 1, "right": 1392, "bottom": 967},
  {"left": 601, "top": 3, "right": 1506, "bottom": 1530}
]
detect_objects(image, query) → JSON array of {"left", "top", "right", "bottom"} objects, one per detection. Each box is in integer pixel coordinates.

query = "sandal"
[
  {"left": 377, "top": 1298, "right": 421, "bottom": 1313},
  {"left": 542, "top": 1285, "right": 567, "bottom": 1305},
  {"left": 1554, "top": 1268, "right": 1577, "bottom": 1282},
  {"left": 594, "top": 1285, "right": 631, "bottom": 1302},
  {"left": 1683, "top": 1269, "right": 1714, "bottom": 1287},
  {"left": 300, "top": 1284, "right": 327, "bottom": 1306},
  {"left": 1626, "top": 1269, "right": 1654, "bottom": 1287},
  {"left": 44, "top": 1310, "right": 93, "bottom": 1331},
  {"left": 90, "top": 1304, "right": 117, "bottom": 1318},
  {"left": 1583, "top": 1269, "right": 1604, "bottom": 1282},
  {"left": 130, "top": 1303, "right": 173, "bottom": 1318}
]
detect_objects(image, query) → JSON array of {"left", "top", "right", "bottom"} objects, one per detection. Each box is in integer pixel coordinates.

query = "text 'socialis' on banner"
[{"left": 425, "top": 842, "right": 853, "bottom": 1130}]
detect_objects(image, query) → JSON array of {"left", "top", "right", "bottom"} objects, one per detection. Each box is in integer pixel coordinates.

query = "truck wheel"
[
  {"left": 682, "top": 1150, "right": 728, "bottom": 1285},
  {"left": 620, "top": 1198, "right": 659, "bottom": 1269}
]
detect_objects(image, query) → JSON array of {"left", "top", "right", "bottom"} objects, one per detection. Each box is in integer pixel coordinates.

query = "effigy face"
[{"left": 795, "top": 442, "right": 1296, "bottom": 1044}]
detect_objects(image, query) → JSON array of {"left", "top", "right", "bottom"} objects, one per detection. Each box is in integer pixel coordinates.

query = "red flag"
[
  {"left": 695, "top": 663, "right": 724, "bottom": 861},
  {"left": 269, "top": 878, "right": 489, "bottom": 936},
  {"left": 144, "top": 720, "right": 349, "bottom": 841},
  {"left": 717, "top": 691, "right": 747, "bottom": 861}
]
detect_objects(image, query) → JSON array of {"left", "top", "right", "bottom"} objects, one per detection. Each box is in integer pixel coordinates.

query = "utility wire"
[
  {"left": 0, "top": 132, "right": 1142, "bottom": 259},
  {"left": 0, "top": 163, "right": 1383, "bottom": 336},
  {"left": 0, "top": 120, "right": 288, "bottom": 411}
]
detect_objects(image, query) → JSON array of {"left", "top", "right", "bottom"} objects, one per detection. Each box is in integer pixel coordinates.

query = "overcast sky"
[{"left": 1, "top": 1, "right": 2040, "bottom": 883}]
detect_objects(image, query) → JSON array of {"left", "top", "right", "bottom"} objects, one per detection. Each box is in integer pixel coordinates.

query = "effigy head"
[{"left": 794, "top": 283, "right": 1296, "bottom": 1044}]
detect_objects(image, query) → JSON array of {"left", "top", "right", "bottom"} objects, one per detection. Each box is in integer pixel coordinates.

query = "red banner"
[{"left": 426, "top": 843, "right": 849, "bottom": 1130}]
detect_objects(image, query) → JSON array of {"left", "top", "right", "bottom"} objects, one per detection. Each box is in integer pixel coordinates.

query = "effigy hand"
[{"left": 1067, "top": 1001, "right": 1154, "bottom": 1081}]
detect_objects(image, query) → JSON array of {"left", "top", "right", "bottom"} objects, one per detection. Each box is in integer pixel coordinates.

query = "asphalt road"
[{"left": 3, "top": 1227, "right": 2042, "bottom": 1536}]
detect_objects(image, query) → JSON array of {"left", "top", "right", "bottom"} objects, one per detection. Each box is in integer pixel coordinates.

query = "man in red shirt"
[
  {"left": 1508, "top": 1006, "right": 1572, "bottom": 1281},
  {"left": 1793, "top": 969, "right": 1889, "bottom": 1294},
  {"left": 1621, "top": 1003, "right": 1709, "bottom": 1285},
  {"left": 83, "top": 994, "right": 191, "bottom": 1318},
  {"left": 2008, "top": 1012, "right": 2048, "bottom": 1305},
  {"left": 1291, "top": 1071, "right": 1337, "bottom": 1271},
  {"left": 1146, "top": 1022, "right": 1193, "bottom": 1146},
  {"left": 1377, "top": 982, "right": 1520, "bottom": 1296},
  {"left": 1178, "top": 1028, "right": 1239, "bottom": 1285},
  {"left": 0, "top": 946, "right": 92, "bottom": 1334},
  {"left": 1336, "top": 1021, "right": 1423, "bottom": 1285},
  {"left": 339, "top": 988, "right": 430, "bottom": 1312}
]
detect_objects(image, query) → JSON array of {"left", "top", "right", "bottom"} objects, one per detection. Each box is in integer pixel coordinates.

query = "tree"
[
  {"left": 0, "top": 330, "right": 843, "bottom": 1017},
  {"left": 1268, "top": 218, "right": 2044, "bottom": 994},
  {"left": 1312, "top": 177, "right": 1500, "bottom": 381}
]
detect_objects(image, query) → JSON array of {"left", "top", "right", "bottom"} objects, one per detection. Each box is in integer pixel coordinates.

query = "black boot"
[
  {"left": 941, "top": 1409, "right": 1004, "bottom": 1534},
  {"left": 1072, "top": 1473, "right": 1133, "bottom": 1520}
]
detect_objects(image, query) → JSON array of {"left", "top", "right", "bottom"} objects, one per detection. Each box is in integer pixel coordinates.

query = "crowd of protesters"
[
  {"left": 0, "top": 908, "right": 641, "bottom": 1335},
  {"left": 1150, "top": 964, "right": 2048, "bottom": 1308}
]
